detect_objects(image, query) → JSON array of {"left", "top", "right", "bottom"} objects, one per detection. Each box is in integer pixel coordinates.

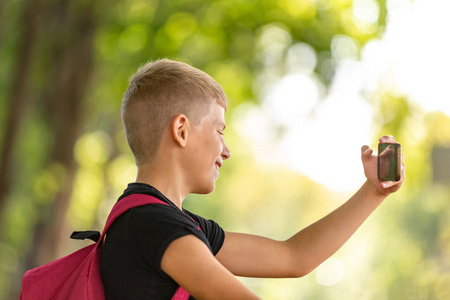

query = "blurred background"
[{"left": 0, "top": 0, "right": 449, "bottom": 299}]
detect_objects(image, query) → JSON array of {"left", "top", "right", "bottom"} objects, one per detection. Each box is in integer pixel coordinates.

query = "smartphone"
[{"left": 378, "top": 143, "right": 401, "bottom": 181}]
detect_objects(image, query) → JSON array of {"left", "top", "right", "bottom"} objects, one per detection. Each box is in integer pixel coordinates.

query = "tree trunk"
[
  {"left": 6, "top": 0, "right": 99, "bottom": 295},
  {"left": 29, "top": 0, "right": 99, "bottom": 267},
  {"left": 0, "top": 0, "right": 41, "bottom": 213}
]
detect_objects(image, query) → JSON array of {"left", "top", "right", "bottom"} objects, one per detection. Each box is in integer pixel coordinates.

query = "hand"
[{"left": 361, "top": 135, "right": 406, "bottom": 199}]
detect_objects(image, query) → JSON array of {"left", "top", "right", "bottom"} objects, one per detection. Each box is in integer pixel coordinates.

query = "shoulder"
[
  {"left": 110, "top": 203, "right": 211, "bottom": 268},
  {"left": 129, "top": 204, "right": 199, "bottom": 233},
  {"left": 185, "top": 210, "right": 225, "bottom": 255}
]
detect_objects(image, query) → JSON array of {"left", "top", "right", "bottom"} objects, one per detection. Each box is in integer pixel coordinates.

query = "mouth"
[{"left": 215, "top": 161, "right": 222, "bottom": 170}]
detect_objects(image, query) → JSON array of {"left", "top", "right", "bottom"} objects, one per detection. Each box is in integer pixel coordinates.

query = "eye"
[{"left": 218, "top": 131, "right": 224, "bottom": 136}]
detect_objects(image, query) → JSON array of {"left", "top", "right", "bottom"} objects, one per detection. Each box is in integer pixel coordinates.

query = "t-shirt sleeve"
[
  {"left": 127, "top": 204, "right": 211, "bottom": 277},
  {"left": 186, "top": 211, "right": 225, "bottom": 255}
]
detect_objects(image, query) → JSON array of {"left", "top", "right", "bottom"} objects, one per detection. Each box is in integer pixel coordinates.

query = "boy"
[{"left": 100, "top": 59, "right": 406, "bottom": 299}]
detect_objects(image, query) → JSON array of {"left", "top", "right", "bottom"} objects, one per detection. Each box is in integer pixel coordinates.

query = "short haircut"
[{"left": 121, "top": 59, "right": 228, "bottom": 166}]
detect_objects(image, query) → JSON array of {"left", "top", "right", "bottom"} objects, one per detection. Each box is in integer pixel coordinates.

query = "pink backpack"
[{"left": 20, "top": 194, "right": 190, "bottom": 300}]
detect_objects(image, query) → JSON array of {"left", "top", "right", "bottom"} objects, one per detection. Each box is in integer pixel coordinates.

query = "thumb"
[{"left": 361, "top": 145, "right": 373, "bottom": 161}]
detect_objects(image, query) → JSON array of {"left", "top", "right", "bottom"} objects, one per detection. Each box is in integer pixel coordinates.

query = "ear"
[{"left": 171, "top": 114, "right": 189, "bottom": 147}]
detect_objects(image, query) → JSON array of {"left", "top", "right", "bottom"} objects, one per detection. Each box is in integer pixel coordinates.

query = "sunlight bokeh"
[{"left": 237, "top": 0, "right": 450, "bottom": 192}]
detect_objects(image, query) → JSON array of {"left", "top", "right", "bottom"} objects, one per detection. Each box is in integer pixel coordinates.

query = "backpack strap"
[
  {"left": 102, "top": 193, "right": 191, "bottom": 300},
  {"left": 70, "top": 230, "right": 101, "bottom": 242},
  {"left": 99, "top": 193, "right": 169, "bottom": 244}
]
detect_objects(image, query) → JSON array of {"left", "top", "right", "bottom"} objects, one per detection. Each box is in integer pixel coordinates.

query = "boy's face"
[{"left": 185, "top": 103, "right": 230, "bottom": 194}]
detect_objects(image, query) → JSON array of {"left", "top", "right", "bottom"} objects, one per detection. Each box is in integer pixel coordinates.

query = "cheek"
[{"left": 215, "top": 138, "right": 224, "bottom": 156}]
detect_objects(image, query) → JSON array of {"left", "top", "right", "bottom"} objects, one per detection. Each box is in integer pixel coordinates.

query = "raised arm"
[{"left": 216, "top": 135, "right": 406, "bottom": 278}]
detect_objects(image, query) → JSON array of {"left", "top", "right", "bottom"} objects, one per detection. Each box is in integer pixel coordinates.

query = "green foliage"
[{"left": 1, "top": 0, "right": 449, "bottom": 299}]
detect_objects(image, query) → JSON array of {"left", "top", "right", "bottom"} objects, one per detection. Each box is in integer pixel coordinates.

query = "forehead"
[
  {"left": 202, "top": 103, "right": 225, "bottom": 123},
  {"left": 211, "top": 103, "right": 226, "bottom": 124}
]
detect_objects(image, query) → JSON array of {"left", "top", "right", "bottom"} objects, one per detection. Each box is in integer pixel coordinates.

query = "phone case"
[{"left": 377, "top": 143, "right": 401, "bottom": 181}]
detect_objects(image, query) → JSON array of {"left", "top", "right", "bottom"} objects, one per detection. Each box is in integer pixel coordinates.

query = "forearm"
[
  {"left": 286, "top": 180, "right": 386, "bottom": 275},
  {"left": 217, "top": 136, "right": 405, "bottom": 279}
]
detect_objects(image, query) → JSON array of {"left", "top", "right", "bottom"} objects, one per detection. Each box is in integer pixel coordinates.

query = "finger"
[
  {"left": 361, "top": 145, "right": 373, "bottom": 158},
  {"left": 380, "top": 180, "right": 397, "bottom": 189},
  {"left": 401, "top": 154, "right": 406, "bottom": 180},
  {"left": 379, "top": 135, "right": 396, "bottom": 144}
]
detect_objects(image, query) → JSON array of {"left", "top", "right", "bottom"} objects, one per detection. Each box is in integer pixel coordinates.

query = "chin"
[{"left": 193, "top": 183, "right": 216, "bottom": 195}]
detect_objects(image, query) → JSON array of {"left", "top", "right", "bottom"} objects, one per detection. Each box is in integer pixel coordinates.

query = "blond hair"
[{"left": 122, "top": 59, "right": 227, "bottom": 165}]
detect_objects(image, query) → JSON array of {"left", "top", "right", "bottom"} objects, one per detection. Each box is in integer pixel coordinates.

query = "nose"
[{"left": 221, "top": 142, "right": 231, "bottom": 160}]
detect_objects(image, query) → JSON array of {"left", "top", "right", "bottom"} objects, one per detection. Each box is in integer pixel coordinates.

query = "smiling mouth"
[{"left": 215, "top": 162, "right": 222, "bottom": 170}]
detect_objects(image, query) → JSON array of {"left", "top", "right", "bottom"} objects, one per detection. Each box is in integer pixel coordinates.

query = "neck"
[{"left": 135, "top": 162, "right": 187, "bottom": 210}]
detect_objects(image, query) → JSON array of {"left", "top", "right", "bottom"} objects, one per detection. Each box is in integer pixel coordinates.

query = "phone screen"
[{"left": 378, "top": 143, "right": 401, "bottom": 181}]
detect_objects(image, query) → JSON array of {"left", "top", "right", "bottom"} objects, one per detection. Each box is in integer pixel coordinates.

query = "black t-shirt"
[{"left": 101, "top": 183, "right": 225, "bottom": 300}]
